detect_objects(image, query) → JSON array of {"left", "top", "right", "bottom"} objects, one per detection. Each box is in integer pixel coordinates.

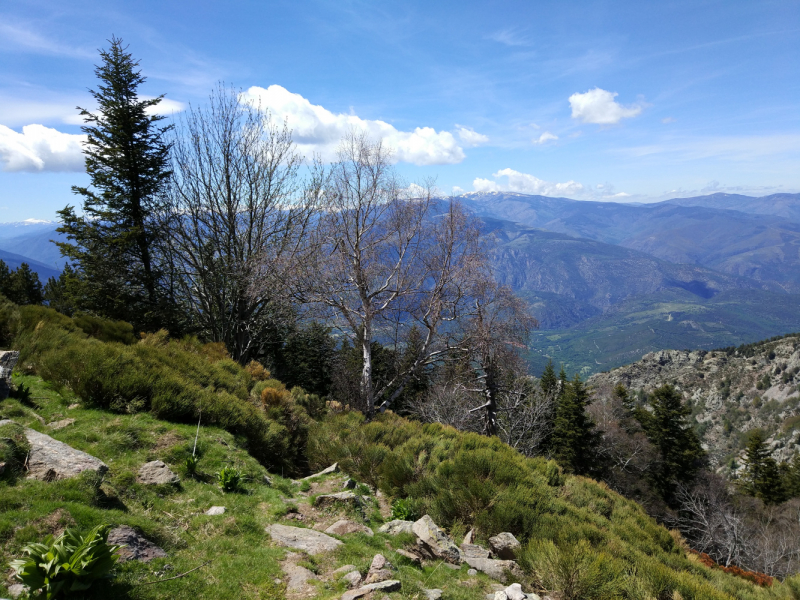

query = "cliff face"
[{"left": 588, "top": 335, "right": 800, "bottom": 469}]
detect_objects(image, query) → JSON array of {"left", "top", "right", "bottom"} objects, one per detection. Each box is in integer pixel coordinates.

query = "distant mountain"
[
  {"left": 0, "top": 222, "right": 66, "bottom": 271},
  {"left": 0, "top": 248, "right": 61, "bottom": 281},
  {"left": 459, "top": 191, "right": 800, "bottom": 292},
  {"left": 660, "top": 192, "right": 800, "bottom": 221}
]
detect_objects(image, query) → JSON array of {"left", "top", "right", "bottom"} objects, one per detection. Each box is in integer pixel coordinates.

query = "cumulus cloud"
[
  {"left": 533, "top": 132, "right": 558, "bottom": 145},
  {"left": 473, "top": 168, "right": 585, "bottom": 197},
  {"left": 240, "top": 85, "right": 471, "bottom": 165},
  {"left": 0, "top": 124, "right": 85, "bottom": 172},
  {"left": 455, "top": 126, "right": 489, "bottom": 147},
  {"left": 569, "top": 88, "right": 642, "bottom": 125}
]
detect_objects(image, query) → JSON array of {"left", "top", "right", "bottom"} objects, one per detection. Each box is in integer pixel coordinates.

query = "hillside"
[
  {"left": 588, "top": 333, "right": 800, "bottom": 471},
  {"left": 661, "top": 193, "right": 800, "bottom": 221}
]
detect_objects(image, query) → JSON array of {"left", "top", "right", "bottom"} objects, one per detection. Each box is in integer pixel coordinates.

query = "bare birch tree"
[{"left": 164, "top": 85, "right": 317, "bottom": 362}]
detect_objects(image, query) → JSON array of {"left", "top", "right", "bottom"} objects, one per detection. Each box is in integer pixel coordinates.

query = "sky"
[{"left": 0, "top": 0, "right": 799, "bottom": 221}]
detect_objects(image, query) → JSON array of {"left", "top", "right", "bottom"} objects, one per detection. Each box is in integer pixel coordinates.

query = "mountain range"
[{"left": 3, "top": 191, "right": 800, "bottom": 375}]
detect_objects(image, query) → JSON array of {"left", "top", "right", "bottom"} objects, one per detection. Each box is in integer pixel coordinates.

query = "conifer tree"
[
  {"left": 0, "top": 261, "right": 43, "bottom": 305},
  {"left": 742, "top": 430, "right": 786, "bottom": 504},
  {"left": 57, "top": 37, "right": 172, "bottom": 330},
  {"left": 540, "top": 361, "right": 558, "bottom": 400},
  {"left": 551, "top": 373, "right": 599, "bottom": 475}
]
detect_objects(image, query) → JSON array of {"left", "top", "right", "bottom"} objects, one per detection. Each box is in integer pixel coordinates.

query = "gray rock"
[
  {"left": 468, "top": 568, "right": 478, "bottom": 576},
  {"left": 7, "top": 583, "right": 27, "bottom": 599},
  {"left": 0, "top": 420, "right": 108, "bottom": 481},
  {"left": 266, "top": 523, "right": 343, "bottom": 554},
  {"left": 333, "top": 564, "right": 359, "bottom": 575},
  {"left": 341, "top": 580, "right": 401, "bottom": 600},
  {"left": 283, "top": 562, "right": 317, "bottom": 593},
  {"left": 412, "top": 515, "right": 461, "bottom": 564},
  {"left": 342, "top": 478, "right": 357, "bottom": 489},
  {"left": 302, "top": 463, "right": 338, "bottom": 480},
  {"left": 378, "top": 519, "right": 415, "bottom": 535},
  {"left": 264, "top": 475, "right": 273, "bottom": 486},
  {"left": 504, "top": 583, "right": 526, "bottom": 600},
  {"left": 0, "top": 351, "right": 19, "bottom": 400},
  {"left": 137, "top": 460, "right": 179, "bottom": 485},
  {"left": 489, "top": 532, "right": 521, "bottom": 560},
  {"left": 342, "top": 570, "right": 362, "bottom": 588},
  {"left": 205, "top": 506, "right": 225, "bottom": 515},
  {"left": 463, "top": 528, "right": 475, "bottom": 545},
  {"left": 493, "top": 593, "right": 508, "bottom": 600},
  {"left": 463, "top": 557, "right": 524, "bottom": 583},
  {"left": 325, "top": 519, "right": 373, "bottom": 536},
  {"left": 47, "top": 418, "right": 75, "bottom": 431},
  {"left": 395, "top": 548, "right": 421, "bottom": 564},
  {"left": 461, "top": 543, "right": 491, "bottom": 559},
  {"left": 364, "top": 553, "right": 394, "bottom": 584},
  {"left": 107, "top": 525, "right": 167, "bottom": 563},
  {"left": 424, "top": 589, "right": 443, "bottom": 600},
  {"left": 314, "top": 491, "right": 362, "bottom": 509}
]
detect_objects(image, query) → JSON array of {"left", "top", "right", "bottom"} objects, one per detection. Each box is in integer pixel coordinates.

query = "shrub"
[
  {"left": 391, "top": 497, "right": 418, "bottom": 521},
  {"left": 0, "top": 421, "right": 30, "bottom": 480},
  {"left": 185, "top": 454, "right": 199, "bottom": 476},
  {"left": 244, "top": 360, "right": 270, "bottom": 381},
  {"left": 9, "top": 524, "right": 121, "bottom": 599},
  {"left": 217, "top": 466, "right": 242, "bottom": 493}
]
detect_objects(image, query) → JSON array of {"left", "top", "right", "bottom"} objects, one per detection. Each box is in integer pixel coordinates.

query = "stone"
[
  {"left": 489, "top": 532, "right": 521, "bottom": 560},
  {"left": 302, "top": 463, "right": 338, "bottom": 480},
  {"left": 68, "top": 403, "right": 81, "bottom": 410},
  {"left": 504, "top": 583, "right": 526, "bottom": 600},
  {"left": 7, "top": 583, "right": 27, "bottom": 599},
  {"left": 342, "top": 570, "right": 362, "bottom": 588},
  {"left": 0, "top": 420, "right": 108, "bottom": 481},
  {"left": 377, "top": 519, "right": 415, "bottom": 535},
  {"left": 47, "top": 418, "right": 75, "bottom": 431},
  {"left": 137, "top": 460, "right": 180, "bottom": 485},
  {"left": 283, "top": 562, "right": 318, "bottom": 594},
  {"left": 264, "top": 475, "right": 273, "bottom": 486},
  {"left": 205, "top": 506, "right": 225, "bottom": 515},
  {"left": 493, "top": 593, "right": 508, "bottom": 600},
  {"left": 370, "top": 554, "right": 388, "bottom": 571},
  {"left": 412, "top": 515, "right": 461, "bottom": 564},
  {"left": 424, "top": 589, "right": 443, "bottom": 600},
  {"left": 463, "top": 528, "right": 475, "bottom": 545},
  {"left": 333, "top": 564, "right": 358, "bottom": 575},
  {"left": 461, "top": 543, "right": 491, "bottom": 559},
  {"left": 266, "top": 524, "right": 343, "bottom": 555},
  {"left": 468, "top": 568, "right": 478, "bottom": 576},
  {"left": 395, "top": 548, "right": 421, "bottom": 564},
  {"left": 462, "top": 557, "right": 524, "bottom": 583},
  {"left": 341, "top": 580, "right": 401, "bottom": 600},
  {"left": 325, "top": 519, "right": 373, "bottom": 536},
  {"left": 314, "top": 491, "right": 362, "bottom": 509},
  {"left": 107, "top": 525, "right": 167, "bottom": 563},
  {"left": 342, "top": 478, "right": 357, "bottom": 489},
  {"left": 364, "top": 553, "right": 394, "bottom": 584},
  {"left": 0, "top": 350, "right": 19, "bottom": 400}
]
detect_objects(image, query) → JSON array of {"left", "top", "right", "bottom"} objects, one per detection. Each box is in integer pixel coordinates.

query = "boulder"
[
  {"left": 377, "top": 519, "right": 415, "bottom": 535},
  {"left": 342, "top": 478, "right": 357, "bottom": 489},
  {"left": 205, "top": 506, "right": 225, "bottom": 516},
  {"left": 341, "top": 580, "right": 401, "bottom": 600},
  {"left": 283, "top": 562, "right": 318, "bottom": 595},
  {"left": 325, "top": 519, "right": 373, "bottom": 536},
  {"left": 364, "top": 553, "right": 394, "bottom": 584},
  {"left": 314, "top": 491, "right": 362, "bottom": 509},
  {"left": 342, "top": 570, "right": 362, "bottom": 588},
  {"left": 463, "top": 528, "right": 475, "bottom": 545},
  {"left": 333, "top": 564, "right": 358, "bottom": 575},
  {"left": 461, "top": 543, "right": 491, "bottom": 559},
  {"left": 0, "top": 420, "right": 108, "bottom": 481},
  {"left": 302, "top": 463, "right": 338, "bottom": 480},
  {"left": 395, "top": 548, "right": 422, "bottom": 564},
  {"left": 137, "top": 460, "right": 179, "bottom": 485},
  {"left": 504, "top": 583, "right": 526, "bottom": 600},
  {"left": 463, "top": 557, "right": 525, "bottom": 583},
  {"left": 266, "top": 524, "right": 343, "bottom": 555},
  {"left": 0, "top": 350, "right": 19, "bottom": 400},
  {"left": 424, "top": 589, "right": 443, "bottom": 600},
  {"left": 489, "top": 532, "right": 521, "bottom": 560},
  {"left": 107, "top": 525, "right": 167, "bottom": 563},
  {"left": 412, "top": 515, "right": 461, "bottom": 564}
]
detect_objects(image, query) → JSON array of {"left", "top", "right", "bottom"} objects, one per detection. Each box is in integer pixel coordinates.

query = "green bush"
[
  {"left": 0, "top": 421, "right": 30, "bottom": 481},
  {"left": 390, "top": 497, "right": 418, "bottom": 521},
  {"left": 9, "top": 524, "right": 121, "bottom": 599},
  {"left": 217, "top": 466, "right": 242, "bottom": 493}
]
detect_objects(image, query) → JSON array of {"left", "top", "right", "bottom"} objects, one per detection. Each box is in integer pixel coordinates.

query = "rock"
[
  {"left": 395, "top": 548, "right": 422, "bottom": 564},
  {"left": 302, "top": 463, "right": 338, "bottom": 480},
  {"left": 0, "top": 420, "right": 108, "bottom": 481},
  {"left": 0, "top": 350, "right": 19, "bottom": 400},
  {"left": 107, "top": 525, "right": 167, "bottom": 563},
  {"left": 377, "top": 519, "right": 415, "bottom": 535},
  {"left": 504, "top": 583, "right": 526, "bottom": 600},
  {"left": 424, "top": 589, "right": 443, "bottom": 600},
  {"left": 67, "top": 403, "right": 81, "bottom": 410},
  {"left": 283, "top": 562, "right": 317, "bottom": 594},
  {"left": 264, "top": 475, "right": 273, "bottom": 486},
  {"left": 369, "top": 554, "right": 389, "bottom": 571},
  {"left": 489, "top": 532, "right": 521, "bottom": 560},
  {"left": 47, "top": 418, "right": 75, "bottom": 431},
  {"left": 314, "top": 491, "right": 362, "bottom": 509},
  {"left": 412, "top": 515, "right": 461, "bottom": 564},
  {"left": 137, "top": 460, "right": 179, "bottom": 485},
  {"left": 205, "top": 506, "right": 226, "bottom": 516},
  {"left": 325, "top": 519, "right": 373, "bottom": 536},
  {"left": 266, "top": 524, "right": 343, "bottom": 555},
  {"left": 461, "top": 543, "right": 491, "bottom": 559},
  {"left": 342, "top": 570, "right": 362, "bottom": 588},
  {"left": 364, "top": 553, "right": 394, "bottom": 584},
  {"left": 463, "top": 557, "right": 524, "bottom": 583},
  {"left": 468, "top": 568, "right": 478, "bottom": 576},
  {"left": 463, "top": 528, "right": 475, "bottom": 545},
  {"left": 342, "top": 478, "right": 357, "bottom": 489},
  {"left": 7, "top": 583, "right": 27, "bottom": 599},
  {"left": 341, "top": 580, "right": 401, "bottom": 600},
  {"left": 493, "top": 593, "right": 508, "bottom": 600},
  {"left": 333, "top": 564, "right": 358, "bottom": 575}
]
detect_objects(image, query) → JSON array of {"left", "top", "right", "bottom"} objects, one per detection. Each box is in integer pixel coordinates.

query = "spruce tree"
[
  {"left": 638, "top": 384, "right": 704, "bottom": 500},
  {"left": 551, "top": 373, "right": 599, "bottom": 475},
  {"left": 540, "top": 360, "right": 558, "bottom": 399},
  {"left": 57, "top": 37, "right": 172, "bottom": 331},
  {"left": 742, "top": 430, "right": 786, "bottom": 504},
  {"left": 0, "top": 261, "right": 43, "bottom": 305}
]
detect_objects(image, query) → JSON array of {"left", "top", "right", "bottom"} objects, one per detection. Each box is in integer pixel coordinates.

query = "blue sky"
[{"left": 1, "top": 0, "right": 798, "bottom": 221}]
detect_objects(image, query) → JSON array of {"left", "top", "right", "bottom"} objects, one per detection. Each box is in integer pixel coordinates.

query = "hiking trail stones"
[
  {"left": 314, "top": 491, "right": 363, "bottom": 510},
  {"left": 412, "top": 514, "right": 461, "bottom": 564},
  {"left": 266, "top": 523, "right": 343, "bottom": 554},
  {"left": 137, "top": 460, "right": 180, "bottom": 485},
  {"left": 488, "top": 532, "right": 521, "bottom": 560},
  {"left": 378, "top": 519, "right": 414, "bottom": 535},
  {"left": 325, "top": 519, "right": 373, "bottom": 536},
  {"left": 107, "top": 525, "right": 167, "bottom": 563}
]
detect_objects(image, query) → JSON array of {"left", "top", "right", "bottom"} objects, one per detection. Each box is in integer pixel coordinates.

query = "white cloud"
[
  {"left": 452, "top": 186, "right": 465, "bottom": 195},
  {"left": 455, "top": 126, "right": 489, "bottom": 147},
  {"left": 0, "top": 22, "right": 93, "bottom": 58},
  {"left": 63, "top": 96, "right": 187, "bottom": 125},
  {"left": 533, "top": 132, "right": 558, "bottom": 145},
  {"left": 569, "top": 88, "right": 642, "bottom": 125},
  {"left": 473, "top": 168, "right": 585, "bottom": 197},
  {"left": 240, "top": 85, "right": 467, "bottom": 165},
  {"left": 0, "top": 124, "right": 85, "bottom": 172}
]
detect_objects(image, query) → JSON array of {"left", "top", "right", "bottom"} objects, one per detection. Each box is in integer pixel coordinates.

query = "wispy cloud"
[
  {"left": 0, "top": 21, "right": 94, "bottom": 59},
  {"left": 619, "top": 134, "right": 800, "bottom": 162},
  {"left": 487, "top": 28, "right": 531, "bottom": 47},
  {"left": 533, "top": 132, "right": 558, "bottom": 145}
]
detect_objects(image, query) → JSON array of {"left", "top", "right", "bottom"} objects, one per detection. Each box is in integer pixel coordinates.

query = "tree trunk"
[{"left": 361, "top": 320, "right": 374, "bottom": 419}]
